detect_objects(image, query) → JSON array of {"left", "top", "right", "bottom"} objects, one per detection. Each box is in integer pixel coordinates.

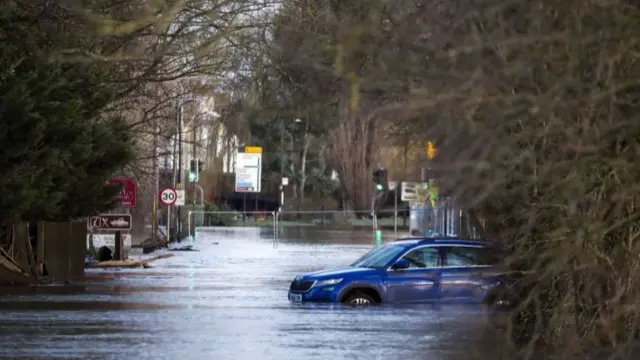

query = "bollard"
[{"left": 375, "top": 230, "right": 383, "bottom": 248}]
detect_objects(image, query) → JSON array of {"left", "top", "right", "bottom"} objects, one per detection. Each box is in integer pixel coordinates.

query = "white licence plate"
[{"left": 289, "top": 293, "right": 302, "bottom": 302}]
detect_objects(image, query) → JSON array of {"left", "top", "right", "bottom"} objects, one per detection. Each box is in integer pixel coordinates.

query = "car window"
[
  {"left": 445, "top": 246, "right": 499, "bottom": 267},
  {"left": 351, "top": 244, "right": 406, "bottom": 269},
  {"left": 400, "top": 247, "right": 440, "bottom": 269}
]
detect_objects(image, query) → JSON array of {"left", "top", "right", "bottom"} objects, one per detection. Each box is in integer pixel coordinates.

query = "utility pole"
[
  {"left": 372, "top": 168, "right": 388, "bottom": 247},
  {"left": 192, "top": 117, "right": 197, "bottom": 235},
  {"left": 169, "top": 105, "right": 179, "bottom": 242},
  {"left": 280, "top": 119, "right": 285, "bottom": 212},
  {"left": 177, "top": 101, "right": 183, "bottom": 237},
  {"left": 152, "top": 117, "right": 159, "bottom": 243}
]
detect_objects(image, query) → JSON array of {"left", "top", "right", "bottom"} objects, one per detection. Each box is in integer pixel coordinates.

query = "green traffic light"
[
  {"left": 188, "top": 172, "right": 197, "bottom": 182},
  {"left": 375, "top": 184, "right": 383, "bottom": 191}
]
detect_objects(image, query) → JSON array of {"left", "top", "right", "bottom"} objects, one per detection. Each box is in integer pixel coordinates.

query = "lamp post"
[{"left": 279, "top": 118, "right": 303, "bottom": 213}]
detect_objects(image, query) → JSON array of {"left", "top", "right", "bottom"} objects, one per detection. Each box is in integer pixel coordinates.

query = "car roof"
[{"left": 392, "top": 237, "right": 492, "bottom": 248}]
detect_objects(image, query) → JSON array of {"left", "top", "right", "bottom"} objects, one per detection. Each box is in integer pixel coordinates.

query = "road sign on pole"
[
  {"left": 401, "top": 181, "right": 429, "bottom": 203},
  {"left": 107, "top": 177, "right": 137, "bottom": 208},
  {"left": 174, "top": 183, "right": 185, "bottom": 206},
  {"left": 235, "top": 146, "right": 262, "bottom": 192},
  {"left": 88, "top": 214, "right": 132, "bottom": 231},
  {"left": 160, "top": 187, "right": 177, "bottom": 206},
  {"left": 175, "top": 189, "right": 185, "bottom": 206}
]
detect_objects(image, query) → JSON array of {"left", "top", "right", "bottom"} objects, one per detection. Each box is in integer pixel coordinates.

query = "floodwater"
[{"left": 0, "top": 227, "right": 503, "bottom": 360}]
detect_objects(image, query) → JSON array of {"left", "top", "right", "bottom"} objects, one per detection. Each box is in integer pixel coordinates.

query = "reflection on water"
[
  {"left": 278, "top": 227, "right": 377, "bottom": 244},
  {"left": 0, "top": 227, "right": 502, "bottom": 360}
]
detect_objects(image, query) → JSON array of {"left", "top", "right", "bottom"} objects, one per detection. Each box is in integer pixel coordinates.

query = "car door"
[
  {"left": 385, "top": 246, "right": 443, "bottom": 303},
  {"left": 440, "top": 246, "right": 498, "bottom": 303}
]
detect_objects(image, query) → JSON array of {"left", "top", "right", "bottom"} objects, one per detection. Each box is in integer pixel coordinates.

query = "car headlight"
[{"left": 314, "top": 278, "right": 343, "bottom": 287}]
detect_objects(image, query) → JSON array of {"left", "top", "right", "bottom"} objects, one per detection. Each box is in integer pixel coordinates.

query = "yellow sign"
[
  {"left": 175, "top": 183, "right": 184, "bottom": 190},
  {"left": 244, "top": 146, "right": 262, "bottom": 153},
  {"left": 427, "top": 141, "right": 437, "bottom": 159}
]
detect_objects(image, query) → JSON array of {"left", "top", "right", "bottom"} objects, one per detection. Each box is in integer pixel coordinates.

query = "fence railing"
[{"left": 186, "top": 203, "right": 482, "bottom": 242}]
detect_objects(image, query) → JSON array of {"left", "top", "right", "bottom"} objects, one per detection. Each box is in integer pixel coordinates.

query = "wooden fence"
[{"left": 0, "top": 221, "right": 86, "bottom": 285}]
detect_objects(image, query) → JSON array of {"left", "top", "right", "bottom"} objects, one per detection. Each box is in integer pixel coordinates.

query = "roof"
[
  {"left": 393, "top": 237, "right": 491, "bottom": 247},
  {"left": 389, "top": 239, "right": 424, "bottom": 246}
]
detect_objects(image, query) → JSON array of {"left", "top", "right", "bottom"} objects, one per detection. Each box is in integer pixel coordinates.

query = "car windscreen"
[{"left": 350, "top": 244, "right": 406, "bottom": 269}]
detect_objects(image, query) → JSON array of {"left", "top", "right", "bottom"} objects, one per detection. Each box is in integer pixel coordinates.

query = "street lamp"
[{"left": 279, "top": 118, "right": 304, "bottom": 212}]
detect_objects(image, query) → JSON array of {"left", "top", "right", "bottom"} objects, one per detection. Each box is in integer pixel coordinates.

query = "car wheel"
[{"left": 344, "top": 291, "right": 377, "bottom": 306}]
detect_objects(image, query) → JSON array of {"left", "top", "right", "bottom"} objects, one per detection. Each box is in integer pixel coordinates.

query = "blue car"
[{"left": 288, "top": 238, "right": 504, "bottom": 305}]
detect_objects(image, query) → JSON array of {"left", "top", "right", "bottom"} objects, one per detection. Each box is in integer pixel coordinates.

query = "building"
[{"left": 160, "top": 93, "right": 239, "bottom": 180}]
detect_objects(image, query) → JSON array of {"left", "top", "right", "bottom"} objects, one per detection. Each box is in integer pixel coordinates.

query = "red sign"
[{"left": 107, "top": 177, "right": 137, "bottom": 208}]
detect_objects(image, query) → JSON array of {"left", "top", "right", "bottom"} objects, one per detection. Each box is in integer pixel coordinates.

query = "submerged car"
[{"left": 288, "top": 238, "right": 507, "bottom": 305}]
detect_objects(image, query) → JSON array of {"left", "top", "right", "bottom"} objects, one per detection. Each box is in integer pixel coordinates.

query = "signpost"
[
  {"left": 88, "top": 214, "right": 132, "bottom": 231},
  {"left": 235, "top": 146, "right": 262, "bottom": 193},
  {"left": 401, "top": 181, "right": 429, "bottom": 203},
  {"left": 172, "top": 183, "right": 185, "bottom": 239},
  {"left": 388, "top": 181, "right": 398, "bottom": 235},
  {"left": 160, "top": 187, "right": 177, "bottom": 206},
  {"left": 107, "top": 177, "right": 137, "bottom": 208},
  {"left": 175, "top": 189, "right": 186, "bottom": 206}
]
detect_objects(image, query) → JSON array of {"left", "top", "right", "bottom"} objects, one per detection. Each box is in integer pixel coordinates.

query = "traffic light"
[
  {"left": 428, "top": 179, "right": 439, "bottom": 207},
  {"left": 188, "top": 159, "right": 201, "bottom": 182},
  {"left": 427, "top": 141, "right": 437, "bottom": 159},
  {"left": 372, "top": 168, "right": 388, "bottom": 191}
]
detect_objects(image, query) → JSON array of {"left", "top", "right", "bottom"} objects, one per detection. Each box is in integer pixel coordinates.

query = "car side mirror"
[{"left": 391, "top": 259, "right": 410, "bottom": 271}]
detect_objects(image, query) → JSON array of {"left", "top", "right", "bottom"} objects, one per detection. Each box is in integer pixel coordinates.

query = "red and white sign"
[
  {"left": 107, "top": 177, "right": 137, "bottom": 208},
  {"left": 86, "top": 233, "right": 132, "bottom": 249},
  {"left": 160, "top": 187, "right": 177, "bottom": 205}
]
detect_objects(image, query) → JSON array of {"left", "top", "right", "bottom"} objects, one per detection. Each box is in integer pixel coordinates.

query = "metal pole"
[
  {"left": 192, "top": 117, "right": 197, "bottom": 233},
  {"left": 170, "top": 131, "right": 177, "bottom": 243},
  {"left": 280, "top": 185, "right": 284, "bottom": 212},
  {"left": 172, "top": 133, "right": 177, "bottom": 187},
  {"left": 394, "top": 185, "right": 398, "bottom": 236},
  {"left": 280, "top": 120, "right": 285, "bottom": 181},
  {"left": 187, "top": 210, "right": 192, "bottom": 245},
  {"left": 152, "top": 118, "right": 159, "bottom": 243},
  {"left": 272, "top": 211, "right": 278, "bottom": 247},
  {"left": 177, "top": 102, "right": 183, "bottom": 236},
  {"left": 371, "top": 195, "right": 376, "bottom": 247},
  {"left": 243, "top": 193, "right": 247, "bottom": 223},
  {"left": 167, "top": 205, "right": 171, "bottom": 242},
  {"left": 196, "top": 185, "right": 204, "bottom": 205},
  {"left": 371, "top": 195, "right": 375, "bottom": 217}
]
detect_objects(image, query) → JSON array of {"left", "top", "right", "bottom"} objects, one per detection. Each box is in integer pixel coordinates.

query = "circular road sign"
[{"left": 160, "top": 187, "right": 177, "bottom": 205}]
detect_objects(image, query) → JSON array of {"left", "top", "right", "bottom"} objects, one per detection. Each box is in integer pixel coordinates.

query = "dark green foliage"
[{"left": 0, "top": 4, "right": 134, "bottom": 224}]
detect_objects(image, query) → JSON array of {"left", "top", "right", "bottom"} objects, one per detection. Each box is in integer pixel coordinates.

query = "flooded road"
[{"left": 0, "top": 227, "right": 501, "bottom": 360}]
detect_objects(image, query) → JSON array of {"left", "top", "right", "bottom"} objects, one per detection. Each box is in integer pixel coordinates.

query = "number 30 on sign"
[{"left": 160, "top": 187, "right": 177, "bottom": 205}]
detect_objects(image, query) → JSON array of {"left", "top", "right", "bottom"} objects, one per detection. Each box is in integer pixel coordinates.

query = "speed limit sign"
[{"left": 160, "top": 187, "right": 177, "bottom": 205}]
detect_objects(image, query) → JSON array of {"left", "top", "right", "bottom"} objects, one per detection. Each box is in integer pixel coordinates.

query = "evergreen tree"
[{"left": 0, "top": 3, "right": 134, "bottom": 224}]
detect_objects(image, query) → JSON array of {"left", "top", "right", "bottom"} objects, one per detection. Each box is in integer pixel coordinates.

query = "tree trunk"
[
  {"left": 299, "top": 125, "right": 310, "bottom": 202},
  {"left": 290, "top": 162, "right": 298, "bottom": 202}
]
